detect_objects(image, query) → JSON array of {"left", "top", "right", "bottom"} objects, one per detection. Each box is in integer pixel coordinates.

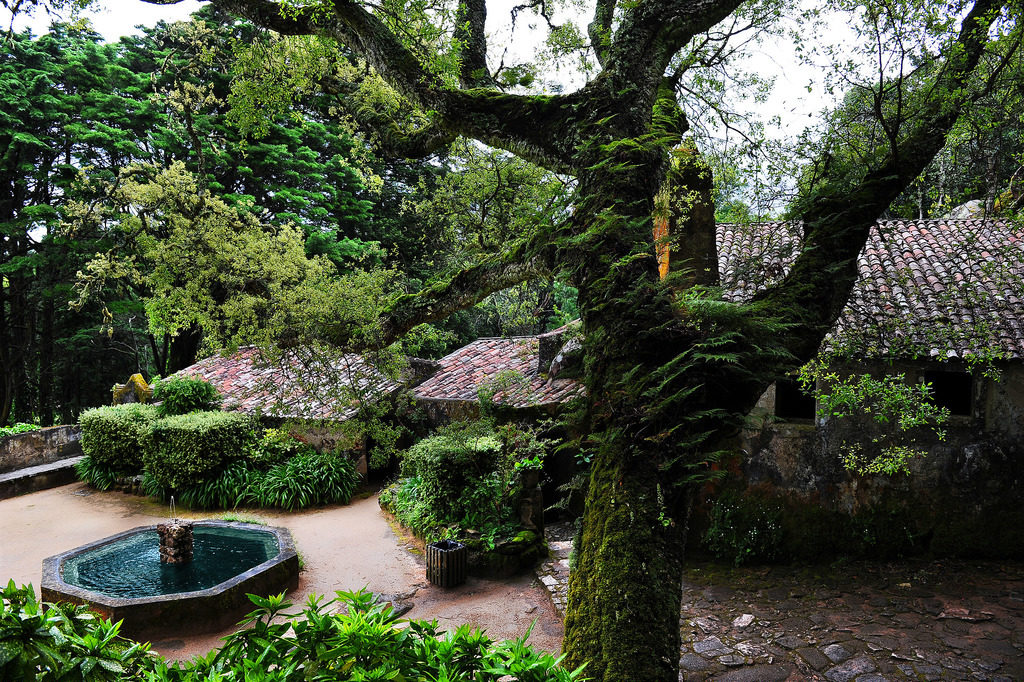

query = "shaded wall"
[
  {"left": 700, "top": 361, "right": 1024, "bottom": 559},
  {"left": 0, "top": 425, "right": 81, "bottom": 474}
]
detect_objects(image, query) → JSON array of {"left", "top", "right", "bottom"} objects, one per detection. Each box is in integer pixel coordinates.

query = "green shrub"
[
  {"left": 0, "top": 582, "right": 581, "bottom": 681},
  {"left": 702, "top": 491, "right": 784, "bottom": 566},
  {"left": 256, "top": 450, "right": 359, "bottom": 510},
  {"left": 380, "top": 476, "right": 443, "bottom": 537},
  {"left": 74, "top": 455, "right": 121, "bottom": 491},
  {"left": 153, "top": 376, "right": 222, "bottom": 416},
  {"left": 147, "top": 449, "right": 358, "bottom": 511},
  {"left": 0, "top": 581, "right": 157, "bottom": 681},
  {"left": 78, "top": 403, "right": 159, "bottom": 474},
  {"left": 177, "top": 460, "right": 261, "bottom": 510},
  {"left": 402, "top": 421, "right": 502, "bottom": 521},
  {"left": 143, "top": 411, "right": 257, "bottom": 489},
  {"left": 248, "top": 427, "right": 313, "bottom": 466},
  {"left": 387, "top": 421, "right": 548, "bottom": 545},
  {"left": 0, "top": 422, "right": 39, "bottom": 438}
]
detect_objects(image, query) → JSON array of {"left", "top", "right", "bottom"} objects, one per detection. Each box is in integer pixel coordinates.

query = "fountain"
[
  {"left": 157, "top": 497, "right": 194, "bottom": 564},
  {"left": 41, "top": 517, "right": 299, "bottom": 640}
]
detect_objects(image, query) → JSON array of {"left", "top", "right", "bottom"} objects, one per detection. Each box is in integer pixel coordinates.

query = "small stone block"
[
  {"left": 693, "top": 636, "right": 725, "bottom": 654},
  {"left": 795, "top": 647, "right": 831, "bottom": 671},
  {"left": 733, "top": 613, "right": 755, "bottom": 628},
  {"left": 823, "top": 643, "right": 851, "bottom": 663},
  {"left": 718, "top": 654, "right": 746, "bottom": 667},
  {"left": 824, "top": 656, "right": 877, "bottom": 682},
  {"left": 775, "top": 635, "right": 807, "bottom": 650}
]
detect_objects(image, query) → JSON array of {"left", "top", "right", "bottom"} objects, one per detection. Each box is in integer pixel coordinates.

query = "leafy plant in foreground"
[{"left": 1, "top": 581, "right": 583, "bottom": 681}]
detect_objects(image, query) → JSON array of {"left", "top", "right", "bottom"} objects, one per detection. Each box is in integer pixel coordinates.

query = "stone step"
[{"left": 0, "top": 456, "right": 84, "bottom": 500}]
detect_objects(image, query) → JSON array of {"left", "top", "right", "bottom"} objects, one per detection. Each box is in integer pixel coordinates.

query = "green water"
[{"left": 62, "top": 526, "right": 278, "bottom": 598}]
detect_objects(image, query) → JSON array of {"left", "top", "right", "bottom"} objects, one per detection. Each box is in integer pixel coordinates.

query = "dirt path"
[{"left": 0, "top": 483, "right": 563, "bottom": 661}]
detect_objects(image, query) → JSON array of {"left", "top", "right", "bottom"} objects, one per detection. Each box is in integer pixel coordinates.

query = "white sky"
[
  {"left": 5, "top": 0, "right": 203, "bottom": 38},
  {"left": 4, "top": 0, "right": 840, "bottom": 155}
]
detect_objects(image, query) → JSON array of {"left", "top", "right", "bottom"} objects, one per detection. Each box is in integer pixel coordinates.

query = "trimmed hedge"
[
  {"left": 153, "top": 376, "right": 222, "bottom": 416},
  {"left": 143, "top": 411, "right": 257, "bottom": 489},
  {"left": 78, "top": 403, "right": 159, "bottom": 474}
]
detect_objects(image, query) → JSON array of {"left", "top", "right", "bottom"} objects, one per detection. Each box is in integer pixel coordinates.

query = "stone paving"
[{"left": 536, "top": 525, "right": 1024, "bottom": 681}]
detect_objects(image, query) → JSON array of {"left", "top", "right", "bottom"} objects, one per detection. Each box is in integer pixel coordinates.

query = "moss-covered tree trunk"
[
  {"left": 557, "top": 136, "right": 737, "bottom": 679},
  {"left": 564, "top": 452, "right": 695, "bottom": 680}
]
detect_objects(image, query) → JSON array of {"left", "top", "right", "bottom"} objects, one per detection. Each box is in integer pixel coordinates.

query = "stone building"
[{"left": 713, "top": 218, "right": 1024, "bottom": 558}]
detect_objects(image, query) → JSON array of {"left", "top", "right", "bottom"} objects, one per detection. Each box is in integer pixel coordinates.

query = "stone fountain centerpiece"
[
  {"left": 41, "top": 521, "right": 298, "bottom": 640},
  {"left": 156, "top": 519, "right": 193, "bottom": 564}
]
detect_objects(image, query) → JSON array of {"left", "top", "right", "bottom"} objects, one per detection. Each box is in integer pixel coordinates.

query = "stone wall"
[
  {"left": 0, "top": 425, "right": 82, "bottom": 474},
  {"left": 264, "top": 421, "right": 367, "bottom": 475},
  {"left": 699, "top": 360, "right": 1024, "bottom": 559}
]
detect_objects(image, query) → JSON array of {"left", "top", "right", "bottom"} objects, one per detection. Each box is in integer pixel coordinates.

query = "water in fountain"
[{"left": 62, "top": 525, "right": 278, "bottom": 598}]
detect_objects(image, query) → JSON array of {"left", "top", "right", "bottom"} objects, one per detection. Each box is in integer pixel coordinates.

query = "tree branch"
[
  {"left": 455, "top": 0, "right": 493, "bottom": 87},
  {"left": 759, "top": 0, "right": 1014, "bottom": 362},
  {"left": 363, "top": 247, "right": 550, "bottom": 349},
  {"left": 587, "top": 0, "right": 615, "bottom": 67},
  {"left": 606, "top": 0, "right": 745, "bottom": 90},
  {"left": 173, "top": 0, "right": 583, "bottom": 172}
]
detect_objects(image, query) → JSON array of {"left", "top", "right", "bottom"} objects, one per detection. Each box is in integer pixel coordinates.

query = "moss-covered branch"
[
  {"left": 606, "top": 0, "right": 745, "bottom": 92},
  {"left": 758, "top": 0, "right": 1015, "bottom": 363},
  {"left": 455, "top": 0, "right": 492, "bottom": 87},
  {"left": 189, "top": 0, "right": 583, "bottom": 172},
  {"left": 345, "top": 246, "right": 549, "bottom": 350}
]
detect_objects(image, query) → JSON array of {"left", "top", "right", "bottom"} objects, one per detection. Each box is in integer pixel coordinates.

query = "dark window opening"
[
  {"left": 923, "top": 370, "right": 973, "bottom": 416},
  {"left": 775, "top": 379, "right": 816, "bottom": 420}
]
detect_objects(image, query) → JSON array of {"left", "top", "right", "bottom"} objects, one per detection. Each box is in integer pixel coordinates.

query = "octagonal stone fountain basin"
[{"left": 41, "top": 521, "right": 299, "bottom": 640}]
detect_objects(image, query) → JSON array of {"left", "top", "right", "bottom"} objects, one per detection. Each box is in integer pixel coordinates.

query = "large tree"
[{"left": 136, "top": 0, "right": 1020, "bottom": 679}]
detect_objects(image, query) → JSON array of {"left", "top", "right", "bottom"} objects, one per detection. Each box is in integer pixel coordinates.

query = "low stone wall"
[{"left": 0, "top": 425, "right": 82, "bottom": 474}]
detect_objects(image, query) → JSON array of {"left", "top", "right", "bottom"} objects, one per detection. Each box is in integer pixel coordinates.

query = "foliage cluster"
[
  {"left": 798, "top": 363, "right": 950, "bottom": 476},
  {"left": 143, "top": 411, "right": 257, "bottom": 489},
  {"left": 153, "top": 376, "right": 223, "bottom": 417},
  {"left": 0, "top": 580, "right": 155, "bottom": 681},
  {"left": 381, "top": 421, "right": 545, "bottom": 547},
  {"left": 2, "top": 14, "right": 554, "bottom": 428},
  {"left": 145, "top": 451, "right": 359, "bottom": 511},
  {"left": 0, "top": 582, "right": 580, "bottom": 681},
  {"left": 696, "top": 485, "right": 1014, "bottom": 563},
  {"left": 78, "top": 399, "right": 358, "bottom": 510},
  {"left": 702, "top": 491, "right": 783, "bottom": 566},
  {"left": 0, "top": 423, "right": 40, "bottom": 439}
]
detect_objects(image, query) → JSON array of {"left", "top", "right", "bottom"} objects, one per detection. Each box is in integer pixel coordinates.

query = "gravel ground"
[{"left": 0, "top": 482, "right": 563, "bottom": 662}]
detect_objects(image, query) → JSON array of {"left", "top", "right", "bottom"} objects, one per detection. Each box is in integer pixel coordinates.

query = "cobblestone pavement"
[{"left": 536, "top": 525, "right": 1024, "bottom": 681}]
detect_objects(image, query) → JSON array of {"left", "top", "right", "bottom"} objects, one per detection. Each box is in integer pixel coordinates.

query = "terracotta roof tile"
[
  {"left": 176, "top": 346, "right": 400, "bottom": 421},
  {"left": 412, "top": 336, "right": 583, "bottom": 407},
  {"left": 718, "top": 219, "right": 1024, "bottom": 359}
]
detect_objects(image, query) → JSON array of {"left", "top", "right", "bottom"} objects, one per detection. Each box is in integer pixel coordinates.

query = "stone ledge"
[{"left": 0, "top": 456, "right": 84, "bottom": 500}]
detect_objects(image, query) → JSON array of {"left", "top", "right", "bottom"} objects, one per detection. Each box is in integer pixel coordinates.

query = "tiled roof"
[
  {"left": 718, "top": 219, "right": 1024, "bottom": 359},
  {"left": 185, "top": 220, "right": 1022, "bottom": 414},
  {"left": 177, "top": 346, "right": 400, "bottom": 421},
  {"left": 412, "top": 336, "right": 583, "bottom": 408}
]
